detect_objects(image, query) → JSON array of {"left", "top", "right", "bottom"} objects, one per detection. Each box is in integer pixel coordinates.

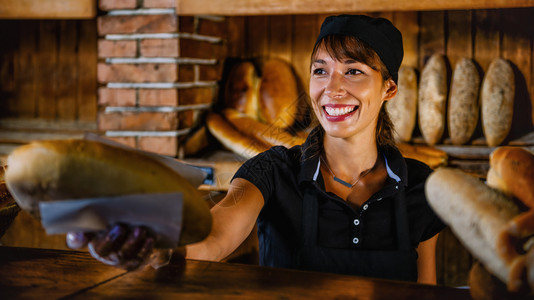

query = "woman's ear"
[{"left": 383, "top": 79, "right": 398, "bottom": 101}]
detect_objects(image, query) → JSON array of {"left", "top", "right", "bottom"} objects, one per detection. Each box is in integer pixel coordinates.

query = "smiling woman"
[{"left": 69, "top": 14, "right": 445, "bottom": 285}]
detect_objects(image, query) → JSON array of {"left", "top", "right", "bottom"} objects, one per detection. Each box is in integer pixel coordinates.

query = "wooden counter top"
[{"left": 0, "top": 246, "right": 472, "bottom": 299}]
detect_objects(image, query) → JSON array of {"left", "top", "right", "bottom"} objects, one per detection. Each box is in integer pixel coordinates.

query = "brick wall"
[{"left": 97, "top": 0, "right": 225, "bottom": 157}]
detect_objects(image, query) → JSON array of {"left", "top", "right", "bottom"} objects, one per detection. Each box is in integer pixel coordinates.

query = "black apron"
[{"left": 297, "top": 183, "right": 418, "bottom": 282}]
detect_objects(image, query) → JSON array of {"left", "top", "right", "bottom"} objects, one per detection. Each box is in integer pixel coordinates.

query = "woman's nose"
[{"left": 324, "top": 73, "right": 346, "bottom": 98}]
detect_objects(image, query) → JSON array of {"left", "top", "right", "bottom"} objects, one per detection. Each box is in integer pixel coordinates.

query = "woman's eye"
[
  {"left": 346, "top": 69, "right": 362, "bottom": 75},
  {"left": 312, "top": 68, "right": 326, "bottom": 75}
]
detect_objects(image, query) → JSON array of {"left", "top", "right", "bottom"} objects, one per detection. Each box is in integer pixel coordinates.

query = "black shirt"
[{"left": 233, "top": 127, "right": 445, "bottom": 271}]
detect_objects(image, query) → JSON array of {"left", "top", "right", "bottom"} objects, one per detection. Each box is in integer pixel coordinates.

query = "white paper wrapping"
[{"left": 40, "top": 192, "right": 183, "bottom": 248}]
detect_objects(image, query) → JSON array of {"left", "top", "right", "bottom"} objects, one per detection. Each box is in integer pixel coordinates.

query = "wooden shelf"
[
  {"left": 0, "top": 0, "right": 96, "bottom": 19},
  {"left": 176, "top": 0, "right": 534, "bottom": 16}
]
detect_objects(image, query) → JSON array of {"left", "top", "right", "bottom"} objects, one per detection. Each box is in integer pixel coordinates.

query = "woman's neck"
[{"left": 322, "top": 131, "right": 379, "bottom": 180}]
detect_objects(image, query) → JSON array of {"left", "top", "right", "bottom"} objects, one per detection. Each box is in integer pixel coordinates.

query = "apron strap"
[
  {"left": 394, "top": 185, "right": 411, "bottom": 251},
  {"left": 301, "top": 184, "right": 319, "bottom": 246}
]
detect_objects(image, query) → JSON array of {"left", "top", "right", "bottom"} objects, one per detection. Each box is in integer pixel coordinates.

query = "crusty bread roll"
[
  {"left": 425, "top": 168, "right": 521, "bottom": 289},
  {"left": 487, "top": 147, "right": 534, "bottom": 205},
  {"left": 387, "top": 66, "right": 418, "bottom": 142},
  {"left": 418, "top": 54, "right": 448, "bottom": 146},
  {"left": 222, "top": 108, "right": 305, "bottom": 149},
  {"left": 481, "top": 58, "right": 515, "bottom": 147},
  {"left": 258, "top": 58, "right": 299, "bottom": 129},
  {"left": 224, "top": 61, "right": 259, "bottom": 118},
  {"left": 5, "top": 140, "right": 212, "bottom": 246},
  {"left": 206, "top": 111, "right": 270, "bottom": 159},
  {"left": 448, "top": 58, "right": 481, "bottom": 145}
]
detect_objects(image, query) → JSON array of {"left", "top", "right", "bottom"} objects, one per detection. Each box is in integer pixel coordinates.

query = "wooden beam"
[
  {"left": 0, "top": 0, "right": 96, "bottom": 19},
  {"left": 176, "top": 0, "right": 534, "bottom": 16}
]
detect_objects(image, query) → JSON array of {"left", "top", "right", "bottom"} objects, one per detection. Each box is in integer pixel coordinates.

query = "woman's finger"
[{"left": 117, "top": 226, "right": 149, "bottom": 260}]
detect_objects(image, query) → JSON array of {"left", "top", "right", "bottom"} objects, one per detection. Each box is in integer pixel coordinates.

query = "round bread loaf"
[
  {"left": 487, "top": 146, "right": 534, "bottom": 206},
  {"left": 258, "top": 58, "right": 299, "bottom": 129},
  {"left": 418, "top": 54, "right": 448, "bottom": 146},
  {"left": 224, "top": 61, "right": 259, "bottom": 118},
  {"left": 448, "top": 58, "right": 481, "bottom": 145},
  {"left": 481, "top": 58, "right": 515, "bottom": 147},
  {"left": 387, "top": 66, "right": 418, "bottom": 142}
]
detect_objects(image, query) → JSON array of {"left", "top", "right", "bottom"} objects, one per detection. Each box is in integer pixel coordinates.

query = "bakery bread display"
[
  {"left": 205, "top": 58, "right": 306, "bottom": 158},
  {"left": 448, "top": 58, "right": 481, "bottom": 145},
  {"left": 418, "top": 54, "right": 447, "bottom": 146},
  {"left": 481, "top": 58, "right": 515, "bottom": 147},
  {"left": 387, "top": 66, "right": 418, "bottom": 142},
  {"left": 5, "top": 139, "right": 212, "bottom": 246}
]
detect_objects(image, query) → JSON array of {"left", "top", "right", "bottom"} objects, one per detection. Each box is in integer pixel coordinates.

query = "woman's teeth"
[{"left": 324, "top": 106, "right": 356, "bottom": 116}]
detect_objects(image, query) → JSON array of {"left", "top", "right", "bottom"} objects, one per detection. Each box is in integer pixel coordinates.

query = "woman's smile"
[{"left": 323, "top": 104, "right": 359, "bottom": 122}]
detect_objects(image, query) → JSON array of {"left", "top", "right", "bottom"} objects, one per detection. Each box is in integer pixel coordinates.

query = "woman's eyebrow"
[
  {"left": 313, "top": 59, "right": 326, "bottom": 64},
  {"left": 344, "top": 59, "right": 358, "bottom": 64}
]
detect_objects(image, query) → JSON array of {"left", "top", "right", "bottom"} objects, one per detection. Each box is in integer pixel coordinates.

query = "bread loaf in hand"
[
  {"left": 5, "top": 140, "right": 212, "bottom": 246},
  {"left": 448, "top": 58, "right": 480, "bottom": 145},
  {"left": 387, "top": 66, "right": 417, "bottom": 142},
  {"left": 418, "top": 54, "right": 448, "bottom": 146},
  {"left": 425, "top": 168, "right": 521, "bottom": 289},
  {"left": 481, "top": 58, "right": 515, "bottom": 147}
]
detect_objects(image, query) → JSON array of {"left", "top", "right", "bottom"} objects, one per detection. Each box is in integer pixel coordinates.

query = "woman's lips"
[{"left": 323, "top": 104, "right": 358, "bottom": 122}]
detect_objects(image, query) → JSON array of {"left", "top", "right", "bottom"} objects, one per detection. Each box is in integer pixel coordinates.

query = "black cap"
[{"left": 316, "top": 14, "right": 404, "bottom": 83}]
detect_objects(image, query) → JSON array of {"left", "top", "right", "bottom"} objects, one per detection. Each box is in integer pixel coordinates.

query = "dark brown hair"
[{"left": 310, "top": 35, "right": 397, "bottom": 149}]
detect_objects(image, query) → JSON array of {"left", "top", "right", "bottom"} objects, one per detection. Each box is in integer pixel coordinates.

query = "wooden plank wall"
[
  {"left": 225, "top": 8, "right": 534, "bottom": 287},
  {"left": 226, "top": 9, "right": 534, "bottom": 142},
  {"left": 0, "top": 19, "right": 97, "bottom": 122}
]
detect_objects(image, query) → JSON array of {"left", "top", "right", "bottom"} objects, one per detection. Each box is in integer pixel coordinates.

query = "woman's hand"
[{"left": 66, "top": 224, "right": 155, "bottom": 271}]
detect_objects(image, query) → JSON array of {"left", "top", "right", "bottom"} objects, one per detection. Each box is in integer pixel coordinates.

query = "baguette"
[
  {"left": 206, "top": 111, "right": 270, "bottom": 159},
  {"left": 387, "top": 66, "right": 418, "bottom": 142},
  {"left": 425, "top": 168, "right": 522, "bottom": 290},
  {"left": 418, "top": 54, "right": 448, "bottom": 146},
  {"left": 448, "top": 58, "right": 481, "bottom": 145},
  {"left": 5, "top": 140, "right": 212, "bottom": 246},
  {"left": 222, "top": 108, "right": 305, "bottom": 149},
  {"left": 258, "top": 58, "right": 299, "bottom": 129},
  {"left": 481, "top": 58, "right": 515, "bottom": 147}
]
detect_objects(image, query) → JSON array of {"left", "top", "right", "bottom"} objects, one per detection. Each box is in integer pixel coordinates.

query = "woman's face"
[{"left": 309, "top": 47, "right": 396, "bottom": 140}]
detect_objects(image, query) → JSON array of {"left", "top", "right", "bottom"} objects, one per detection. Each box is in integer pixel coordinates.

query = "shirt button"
[
  {"left": 395, "top": 185, "right": 399, "bottom": 189},
  {"left": 353, "top": 219, "right": 360, "bottom": 226},
  {"left": 362, "top": 204, "right": 368, "bottom": 210},
  {"left": 377, "top": 197, "right": 382, "bottom": 201},
  {"left": 353, "top": 237, "right": 359, "bottom": 244}
]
